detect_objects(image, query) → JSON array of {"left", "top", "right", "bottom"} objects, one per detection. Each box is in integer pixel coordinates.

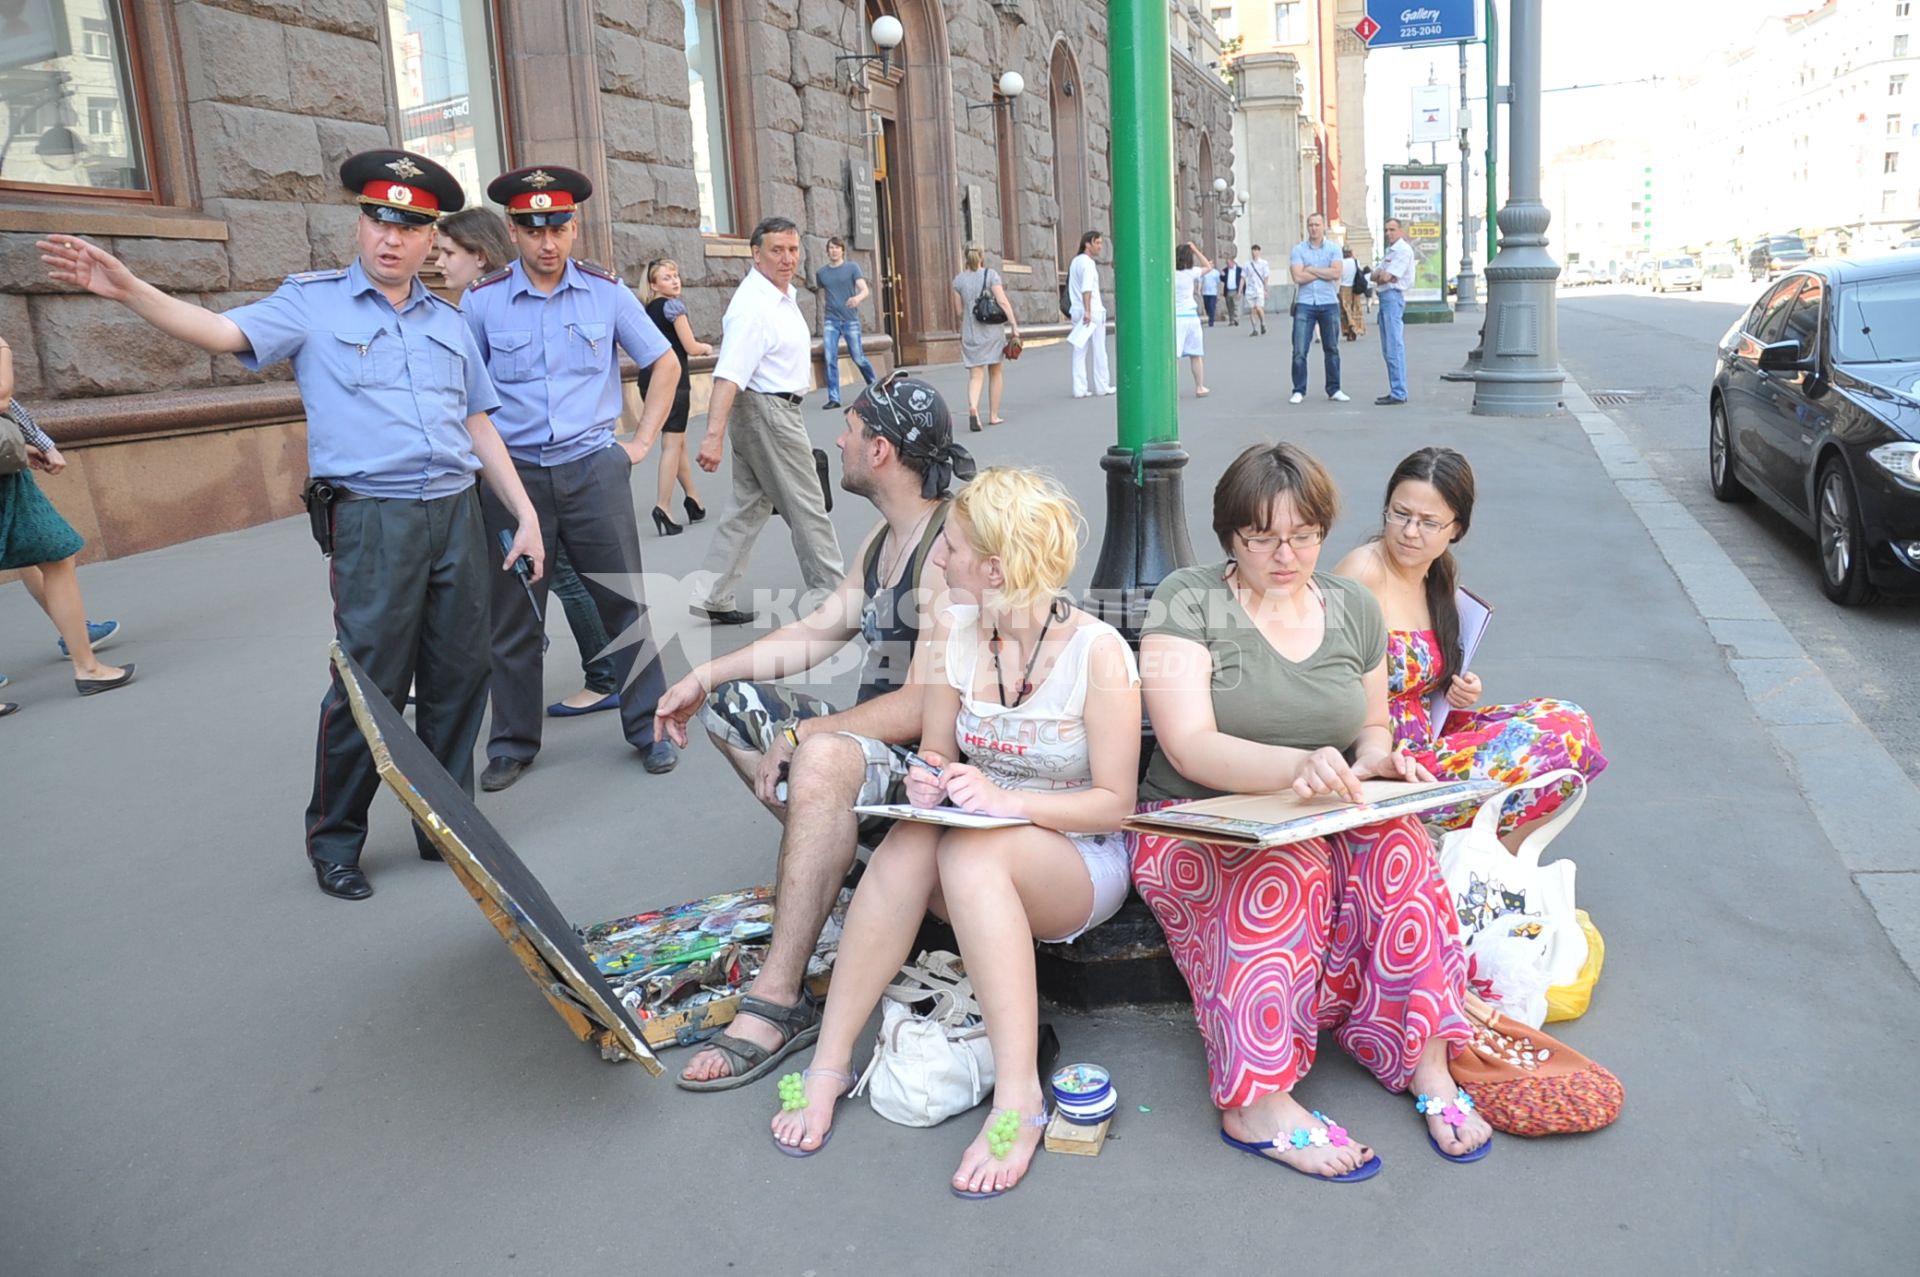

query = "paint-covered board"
[{"left": 331, "top": 643, "right": 660, "bottom": 1073}]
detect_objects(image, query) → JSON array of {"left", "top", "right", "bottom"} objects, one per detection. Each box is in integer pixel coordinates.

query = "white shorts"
[
  {"left": 1040, "top": 831, "right": 1133, "bottom": 944},
  {"left": 1175, "top": 315, "right": 1205, "bottom": 358},
  {"left": 1245, "top": 286, "right": 1267, "bottom": 308}
]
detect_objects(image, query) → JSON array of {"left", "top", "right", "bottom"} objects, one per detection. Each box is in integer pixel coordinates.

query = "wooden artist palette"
[{"left": 332, "top": 643, "right": 661, "bottom": 1074}]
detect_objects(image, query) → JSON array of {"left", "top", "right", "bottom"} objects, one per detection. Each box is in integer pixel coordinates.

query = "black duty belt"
[{"left": 754, "top": 390, "right": 804, "bottom": 405}]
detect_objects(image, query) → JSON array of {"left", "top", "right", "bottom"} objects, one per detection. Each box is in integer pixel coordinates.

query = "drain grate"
[{"left": 1591, "top": 392, "right": 1633, "bottom": 406}]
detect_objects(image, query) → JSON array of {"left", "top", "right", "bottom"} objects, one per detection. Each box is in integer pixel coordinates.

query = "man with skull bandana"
[{"left": 655, "top": 373, "right": 976, "bottom": 1091}]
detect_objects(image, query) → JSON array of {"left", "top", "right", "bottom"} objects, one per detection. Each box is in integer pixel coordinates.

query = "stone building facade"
[{"left": 0, "top": 0, "right": 1233, "bottom": 560}]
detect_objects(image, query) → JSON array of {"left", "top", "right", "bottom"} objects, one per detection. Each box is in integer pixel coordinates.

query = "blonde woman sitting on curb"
[{"left": 770, "top": 468, "right": 1140, "bottom": 1200}]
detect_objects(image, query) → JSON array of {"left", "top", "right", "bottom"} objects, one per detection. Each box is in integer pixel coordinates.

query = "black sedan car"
[{"left": 1709, "top": 254, "right": 1920, "bottom": 603}]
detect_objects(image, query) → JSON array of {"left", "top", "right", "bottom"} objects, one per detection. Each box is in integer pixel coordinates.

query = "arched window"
[
  {"left": 1048, "top": 41, "right": 1089, "bottom": 275},
  {"left": 1198, "top": 133, "right": 1216, "bottom": 258}
]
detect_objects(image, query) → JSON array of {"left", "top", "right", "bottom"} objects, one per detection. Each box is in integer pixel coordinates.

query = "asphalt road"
[{"left": 1557, "top": 280, "right": 1920, "bottom": 787}]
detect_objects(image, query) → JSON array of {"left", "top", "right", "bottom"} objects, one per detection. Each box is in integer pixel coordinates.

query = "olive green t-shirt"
[{"left": 1139, "top": 564, "right": 1388, "bottom": 802}]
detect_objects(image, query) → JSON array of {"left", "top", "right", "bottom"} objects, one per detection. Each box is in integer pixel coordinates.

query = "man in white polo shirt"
[
  {"left": 693, "top": 217, "right": 845, "bottom": 624},
  {"left": 1371, "top": 217, "right": 1416, "bottom": 406}
]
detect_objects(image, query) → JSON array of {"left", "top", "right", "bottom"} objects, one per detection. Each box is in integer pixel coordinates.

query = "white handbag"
[
  {"left": 850, "top": 950, "right": 996, "bottom": 1127},
  {"left": 1438, "top": 769, "right": 1590, "bottom": 1027}
]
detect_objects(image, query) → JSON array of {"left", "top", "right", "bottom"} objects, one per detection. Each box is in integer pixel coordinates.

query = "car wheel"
[
  {"left": 1709, "top": 399, "right": 1752, "bottom": 503},
  {"left": 1815, "top": 459, "right": 1875, "bottom": 606}
]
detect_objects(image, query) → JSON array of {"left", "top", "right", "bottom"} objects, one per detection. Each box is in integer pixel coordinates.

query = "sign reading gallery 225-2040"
[{"left": 1358, "top": 1, "right": 1479, "bottom": 49}]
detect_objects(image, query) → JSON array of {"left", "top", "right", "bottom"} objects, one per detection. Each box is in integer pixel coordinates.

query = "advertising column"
[{"left": 1382, "top": 164, "right": 1452, "bottom": 323}]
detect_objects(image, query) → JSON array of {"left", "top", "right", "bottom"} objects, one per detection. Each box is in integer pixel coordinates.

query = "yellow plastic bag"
[{"left": 1544, "top": 910, "right": 1604, "bottom": 1023}]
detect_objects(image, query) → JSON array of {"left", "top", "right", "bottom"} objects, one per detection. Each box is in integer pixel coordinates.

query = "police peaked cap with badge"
[
  {"left": 488, "top": 165, "right": 593, "bottom": 227},
  {"left": 341, "top": 149, "right": 466, "bottom": 226},
  {"left": 850, "top": 373, "right": 977, "bottom": 499}
]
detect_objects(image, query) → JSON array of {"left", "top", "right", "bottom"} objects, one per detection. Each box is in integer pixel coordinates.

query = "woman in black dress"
[{"left": 641, "top": 259, "right": 711, "bottom": 534}]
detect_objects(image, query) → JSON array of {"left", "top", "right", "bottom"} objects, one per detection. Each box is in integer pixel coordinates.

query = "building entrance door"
[{"left": 875, "top": 120, "right": 909, "bottom": 347}]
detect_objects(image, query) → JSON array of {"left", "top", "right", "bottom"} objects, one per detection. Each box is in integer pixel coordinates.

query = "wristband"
[{"left": 780, "top": 723, "right": 801, "bottom": 749}]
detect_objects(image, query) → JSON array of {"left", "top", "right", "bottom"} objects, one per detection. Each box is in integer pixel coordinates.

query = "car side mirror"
[{"left": 1757, "top": 340, "right": 1814, "bottom": 373}]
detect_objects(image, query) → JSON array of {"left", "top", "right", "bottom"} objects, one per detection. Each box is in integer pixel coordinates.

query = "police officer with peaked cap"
[
  {"left": 460, "top": 164, "right": 683, "bottom": 789},
  {"left": 37, "top": 149, "right": 546, "bottom": 902}
]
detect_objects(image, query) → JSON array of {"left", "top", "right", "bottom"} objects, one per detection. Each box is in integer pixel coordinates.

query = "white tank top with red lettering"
[{"left": 943, "top": 605, "right": 1138, "bottom": 794}]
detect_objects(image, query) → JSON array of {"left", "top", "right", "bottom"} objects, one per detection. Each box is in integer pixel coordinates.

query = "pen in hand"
[{"left": 889, "top": 743, "right": 944, "bottom": 779}]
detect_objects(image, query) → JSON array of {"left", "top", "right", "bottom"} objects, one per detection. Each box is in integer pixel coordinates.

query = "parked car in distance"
[
  {"left": 1702, "top": 251, "right": 1738, "bottom": 279},
  {"left": 1709, "top": 253, "right": 1920, "bottom": 603},
  {"left": 1653, "top": 255, "right": 1703, "bottom": 292},
  {"left": 1635, "top": 258, "right": 1659, "bottom": 285},
  {"left": 1749, "top": 233, "right": 1812, "bottom": 281},
  {"left": 1562, "top": 262, "right": 1599, "bottom": 287}
]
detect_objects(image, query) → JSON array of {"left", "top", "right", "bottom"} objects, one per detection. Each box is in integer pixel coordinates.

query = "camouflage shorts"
[{"left": 699, "top": 679, "right": 908, "bottom": 808}]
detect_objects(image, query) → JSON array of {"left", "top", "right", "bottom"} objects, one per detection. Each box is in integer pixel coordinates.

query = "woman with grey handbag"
[
  {"left": 0, "top": 334, "right": 135, "bottom": 713},
  {"left": 951, "top": 244, "right": 1020, "bottom": 433}
]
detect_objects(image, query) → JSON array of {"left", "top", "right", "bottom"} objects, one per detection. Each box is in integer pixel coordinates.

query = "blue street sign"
[{"left": 1361, "top": 1, "right": 1480, "bottom": 49}]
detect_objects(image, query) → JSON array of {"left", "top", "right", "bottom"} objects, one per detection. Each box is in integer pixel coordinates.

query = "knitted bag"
[{"left": 1449, "top": 994, "right": 1624, "bottom": 1137}]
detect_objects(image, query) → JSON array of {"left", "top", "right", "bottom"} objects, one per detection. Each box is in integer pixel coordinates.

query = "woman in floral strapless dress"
[{"left": 1336, "top": 448, "right": 1607, "bottom": 841}]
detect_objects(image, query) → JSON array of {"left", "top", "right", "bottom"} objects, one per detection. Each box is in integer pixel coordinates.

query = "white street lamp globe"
[
  {"left": 871, "top": 15, "right": 904, "bottom": 50},
  {"left": 998, "top": 71, "right": 1025, "bottom": 99},
  {"left": 1213, "top": 177, "right": 1228, "bottom": 194}
]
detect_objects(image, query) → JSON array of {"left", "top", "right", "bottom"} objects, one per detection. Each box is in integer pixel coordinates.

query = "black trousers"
[
  {"left": 478, "top": 444, "right": 665, "bottom": 762},
  {"left": 305, "top": 488, "right": 491, "bottom": 866}
]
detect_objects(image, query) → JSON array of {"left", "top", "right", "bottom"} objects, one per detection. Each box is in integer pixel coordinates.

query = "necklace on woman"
[{"left": 989, "top": 602, "right": 1059, "bottom": 709}]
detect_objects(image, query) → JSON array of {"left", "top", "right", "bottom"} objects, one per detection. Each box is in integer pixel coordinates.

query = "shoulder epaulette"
[
  {"left": 469, "top": 266, "right": 512, "bottom": 290},
  {"left": 286, "top": 267, "right": 348, "bottom": 285},
  {"left": 576, "top": 259, "right": 619, "bottom": 283}
]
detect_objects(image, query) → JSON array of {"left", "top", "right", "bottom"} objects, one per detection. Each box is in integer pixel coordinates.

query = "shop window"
[
  {"left": 684, "top": 0, "right": 736, "bottom": 236},
  {"left": 0, "top": 1, "right": 150, "bottom": 194},
  {"left": 384, "top": 0, "right": 508, "bottom": 208}
]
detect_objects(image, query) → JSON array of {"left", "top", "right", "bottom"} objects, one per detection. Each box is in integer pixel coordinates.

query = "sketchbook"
[
  {"left": 1427, "top": 587, "right": 1493, "bottom": 737},
  {"left": 852, "top": 803, "right": 1033, "bottom": 830},
  {"left": 1124, "top": 778, "right": 1503, "bottom": 849}
]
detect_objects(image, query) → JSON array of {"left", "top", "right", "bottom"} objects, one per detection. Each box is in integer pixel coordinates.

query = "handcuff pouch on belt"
[{"left": 302, "top": 478, "right": 341, "bottom": 556}]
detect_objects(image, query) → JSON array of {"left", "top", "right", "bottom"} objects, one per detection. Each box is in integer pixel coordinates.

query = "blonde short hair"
[
  {"left": 964, "top": 242, "right": 986, "bottom": 271},
  {"left": 644, "top": 257, "right": 681, "bottom": 298},
  {"left": 951, "top": 467, "right": 1085, "bottom": 610}
]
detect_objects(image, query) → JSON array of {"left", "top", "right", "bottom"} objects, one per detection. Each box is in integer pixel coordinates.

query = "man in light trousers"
[{"left": 693, "top": 217, "right": 845, "bottom": 625}]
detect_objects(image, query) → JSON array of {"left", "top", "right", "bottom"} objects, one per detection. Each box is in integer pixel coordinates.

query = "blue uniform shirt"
[
  {"left": 460, "top": 259, "right": 673, "bottom": 467},
  {"left": 228, "top": 259, "right": 498, "bottom": 500},
  {"left": 1289, "top": 239, "right": 1343, "bottom": 307}
]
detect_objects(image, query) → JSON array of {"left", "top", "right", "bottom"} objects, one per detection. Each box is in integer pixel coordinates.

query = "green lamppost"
[{"left": 1086, "top": 0, "right": 1196, "bottom": 632}]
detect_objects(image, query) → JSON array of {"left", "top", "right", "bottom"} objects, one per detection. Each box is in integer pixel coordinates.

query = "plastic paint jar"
[{"left": 1051, "top": 1062, "right": 1117, "bottom": 1125}]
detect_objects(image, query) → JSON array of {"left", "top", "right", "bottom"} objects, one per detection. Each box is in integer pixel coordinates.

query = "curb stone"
[{"left": 1563, "top": 377, "right": 1920, "bottom": 981}]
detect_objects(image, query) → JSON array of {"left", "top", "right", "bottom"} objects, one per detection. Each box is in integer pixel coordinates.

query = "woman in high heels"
[{"left": 640, "top": 258, "right": 710, "bottom": 534}]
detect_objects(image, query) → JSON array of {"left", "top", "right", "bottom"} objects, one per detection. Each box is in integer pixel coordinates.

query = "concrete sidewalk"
[{"left": 3, "top": 310, "right": 1914, "bottom": 1274}]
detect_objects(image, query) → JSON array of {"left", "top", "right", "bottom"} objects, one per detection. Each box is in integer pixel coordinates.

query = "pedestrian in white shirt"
[
  {"left": 1067, "top": 230, "right": 1115, "bottom": 397},
  {"left": 1371, "top": 218, "right": 1416, "bottom": 405},
  {"left": 1244, "top": 244, "right": 1271, "bottom": 336},
  {"left": 693, "top": 217, "right": 846, "bottom": 624}
]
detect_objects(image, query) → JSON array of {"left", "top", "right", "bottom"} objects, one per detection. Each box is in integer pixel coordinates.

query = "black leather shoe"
[
  {"left": 1374, "top": 395, "right": 1407, "bottom": 406},
  {"left": 640, "top": 740, "right": 679, "bottom": 774},
  {"left": 690, "top": 603, "right": 757, "bottom": 626},
  {"left": 75, "top": 663, "right": 136, "bottom": 696},
  {"left": 480, "top": 756, "right": 530, "bottom": 791},
  {"left": 312, "top": 860, "right": 373, "bottom": 900}
]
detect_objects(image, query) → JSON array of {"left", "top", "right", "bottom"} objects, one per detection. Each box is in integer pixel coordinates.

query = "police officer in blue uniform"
[
  {"left": 462, "top": 164, "right": 683, "bottom": 788},
  {"left": 38, "top": 150, "right": 545, "bottom": 901}
]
